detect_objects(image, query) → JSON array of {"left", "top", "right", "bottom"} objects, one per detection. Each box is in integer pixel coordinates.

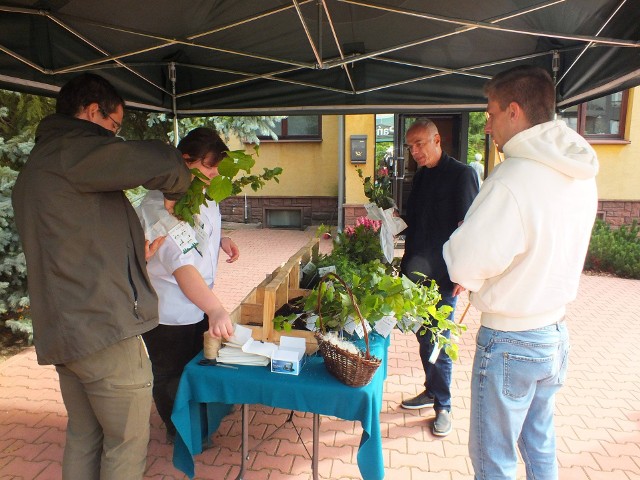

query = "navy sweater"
[{"left": 400, "top": 152, "right": 479, "bottom": 296}]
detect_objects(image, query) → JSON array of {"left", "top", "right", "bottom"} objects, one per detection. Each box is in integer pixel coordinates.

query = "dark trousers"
[
  {"left": 142, "top": 317, "right": 208, "bottom": 435},
  {"left": 416, "top": 294, "right": 457, "bottom": 412}
]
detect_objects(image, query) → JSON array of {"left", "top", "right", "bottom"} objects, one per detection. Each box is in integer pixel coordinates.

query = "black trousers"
[{"left": 142, "top": 317, "right": 208, "bottom": 434}]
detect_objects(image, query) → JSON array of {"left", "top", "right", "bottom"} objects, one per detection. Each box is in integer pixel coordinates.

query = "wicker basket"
[{"left": 314, "top": 272, "right": 381, "bottom": 387}]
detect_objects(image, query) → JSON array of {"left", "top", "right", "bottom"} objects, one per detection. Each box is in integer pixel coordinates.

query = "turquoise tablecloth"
[{"left": 172, "top": 333, "right": 390, "bottom": 480}]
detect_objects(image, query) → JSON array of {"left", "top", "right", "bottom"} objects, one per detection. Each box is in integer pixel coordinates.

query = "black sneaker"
[
  {"left": 401, "top": 390, "right": 435, "bottom": 409},
  {"left": 432, "top": 410, "right": 452, "bottom": 436}
]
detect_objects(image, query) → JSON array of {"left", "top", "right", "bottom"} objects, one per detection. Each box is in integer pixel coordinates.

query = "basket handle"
[{"left": 316, "top": 271, "right": 372, "bottom": 360}]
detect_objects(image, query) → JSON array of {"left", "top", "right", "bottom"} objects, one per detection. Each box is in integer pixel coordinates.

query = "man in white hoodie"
[{"left": 443, "top": 65, "right": 598, "bottom": 479}]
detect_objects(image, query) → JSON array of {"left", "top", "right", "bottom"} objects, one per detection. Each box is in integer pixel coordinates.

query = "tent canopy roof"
[{"left": 1, "top": 0, "right": 638, "bottom": 115}]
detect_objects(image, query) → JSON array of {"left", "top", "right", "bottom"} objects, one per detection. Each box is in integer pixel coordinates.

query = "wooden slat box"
[{"left": 230, "top": 237, "right": 319, "bottom": 353}]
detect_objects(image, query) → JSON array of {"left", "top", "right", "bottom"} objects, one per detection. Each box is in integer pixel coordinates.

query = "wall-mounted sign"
[
  {"left": 375, "top": 114, "right": 394, "bottom": 142},
  {"left": 350, "top": 135, "right": 367, "bottom": 164}
]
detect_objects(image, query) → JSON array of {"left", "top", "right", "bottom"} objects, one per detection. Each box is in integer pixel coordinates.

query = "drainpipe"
[
  {"left": 169, "top": 62, "right": 179, "bottom": 146},
  {"left": 244, "top": 193, "right": 249, "bottom": 223},
  {"left": 337, "top": 115, "right": 345, "bottom": 233}
]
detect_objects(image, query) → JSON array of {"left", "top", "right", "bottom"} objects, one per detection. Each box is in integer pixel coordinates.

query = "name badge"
[{"left": 168, "top": 221, "right": 199, "bottom": 255}]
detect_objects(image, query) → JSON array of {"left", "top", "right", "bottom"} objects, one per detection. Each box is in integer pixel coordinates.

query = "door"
[{"left": 392, "top": 113, "right": 468, "bottom": 216}]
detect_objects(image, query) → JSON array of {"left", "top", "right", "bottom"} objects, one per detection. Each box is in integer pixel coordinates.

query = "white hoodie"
[{"left": 443, "top": 120, "right": 599, "bottom": 331}]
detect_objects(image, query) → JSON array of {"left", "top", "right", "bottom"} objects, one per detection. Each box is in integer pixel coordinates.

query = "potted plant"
[{"left": 274, "top": 216, "right": 466, "bottom": 362}]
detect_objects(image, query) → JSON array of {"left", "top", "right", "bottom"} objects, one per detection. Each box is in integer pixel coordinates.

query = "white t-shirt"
[{"left": 138, "top": 190, "right": 222, "bottom": 326}]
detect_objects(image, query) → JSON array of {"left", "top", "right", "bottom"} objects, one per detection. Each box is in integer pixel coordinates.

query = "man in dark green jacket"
[{"left": 12, "top": 73, "right": 192, "bottom": 480}]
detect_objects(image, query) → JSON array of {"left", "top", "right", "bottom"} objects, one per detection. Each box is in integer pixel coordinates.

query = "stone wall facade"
[
  {"left": 343, "top": 204, "right": 369, "bottom": 228},
  {"left": 221, "top": 198, "right": 639, "bottom": 229},
  {"left": 220, "top": 196, "right": 338, "bottom": 228},
  {"left": 598, "top": 200, "right": 640, "bottom": 226}
]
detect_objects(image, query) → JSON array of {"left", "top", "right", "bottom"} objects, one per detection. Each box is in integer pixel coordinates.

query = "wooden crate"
[{"left": 230, "top": 237, "right": 319, "bottom": 353}]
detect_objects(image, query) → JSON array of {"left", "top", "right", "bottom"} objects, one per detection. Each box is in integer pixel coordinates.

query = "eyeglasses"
[{"left": 98, "top": 107, "right": 122, "bottom": 135}]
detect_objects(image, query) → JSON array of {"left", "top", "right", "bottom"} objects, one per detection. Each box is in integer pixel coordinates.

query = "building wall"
[
  {"left": 220, "top": 116, "right": 339, "bottom": 227},
  {"left": 220, "top": 114, "right": 377, "bottom": 228},
  {"left": 343, "top": 115, "right": 376, "bottom": 226},
  {"left": 223, "top": 87, "right": 640, "bottom": 228},
  {"left": 243, "top": 116, "right": 340, "bottom": 197},
  {"left": 486, "top": 86, "right": 640, "bottom": 226},
  {"left": 595, "top": 87, "right": 638, "bottom": 201}
]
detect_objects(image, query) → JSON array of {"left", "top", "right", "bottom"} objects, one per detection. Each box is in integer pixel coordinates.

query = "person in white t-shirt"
[
  {"left": 469, "top": 152, "right": 485, "bottom": 186},
  {"left": 138, "top": 127, "right": 239, "bottom": 443}
]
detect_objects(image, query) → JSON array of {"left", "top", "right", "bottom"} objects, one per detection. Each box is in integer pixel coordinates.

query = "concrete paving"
[{"left": 1, "top": 227, "right": 639, "bottom": 479}]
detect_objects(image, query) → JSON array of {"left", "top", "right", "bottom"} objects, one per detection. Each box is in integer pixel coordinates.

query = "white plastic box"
[{"left": 270, "top": 336, "right": 306, "bottom": 375}]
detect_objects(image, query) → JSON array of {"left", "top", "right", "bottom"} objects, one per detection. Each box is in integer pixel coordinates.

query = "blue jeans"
[
  {"left": 416, "top": 294, "right": 457, "bottom": 412},
  {"left": 470, "top": 323, "right": 570, "bottom": 480}
]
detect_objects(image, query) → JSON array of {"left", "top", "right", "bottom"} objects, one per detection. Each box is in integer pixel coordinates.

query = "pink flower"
[{"left": 355, "top": 216, "right": 381, "bottom": 232}]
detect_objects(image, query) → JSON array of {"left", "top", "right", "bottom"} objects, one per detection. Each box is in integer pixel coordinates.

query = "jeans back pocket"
[{"left": 503, "top": 352, "right": 554, "bottom": 399}]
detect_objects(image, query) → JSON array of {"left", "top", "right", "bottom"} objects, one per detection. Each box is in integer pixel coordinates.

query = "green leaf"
[
  {"left": 225, "top": 149, "right": 256, "bottom": 172},
  {"left": 217, "top": 156, "right": 240, "bottom": 177},
  {"left": 206, "top": 176, "right": 234, "bottom": 203}
]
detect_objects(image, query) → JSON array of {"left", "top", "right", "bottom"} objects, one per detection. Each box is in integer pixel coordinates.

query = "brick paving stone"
[
  {"left": 329, "top": 457, "right": 363, "bottom": 479},
  {"left": 0, "top": 457, "right": 50, "bottom": 479},
  {"left": 33, "top": 461, "right": 63, "bottom": 480},
  {"left": 1, "top": 227, "right": 639, "bottom": 480}
]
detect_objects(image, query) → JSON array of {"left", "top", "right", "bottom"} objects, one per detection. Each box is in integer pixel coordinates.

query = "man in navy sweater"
[{"left": 400, "top": 118, "right": 479, "bottom": 436}]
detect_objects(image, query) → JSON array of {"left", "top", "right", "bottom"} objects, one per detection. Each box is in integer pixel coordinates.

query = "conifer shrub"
[{"left": 585, "top": 219, "right": 640, "bottom": 279}]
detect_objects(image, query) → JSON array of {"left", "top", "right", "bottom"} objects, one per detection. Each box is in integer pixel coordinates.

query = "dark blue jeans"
[{"left": 415, "top": 294, "right": 457, "bottom": 412}]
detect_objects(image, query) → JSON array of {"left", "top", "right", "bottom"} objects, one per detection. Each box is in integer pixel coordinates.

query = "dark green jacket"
[{"left": 12, "top": 114, "right": 191, "bottom": 365}]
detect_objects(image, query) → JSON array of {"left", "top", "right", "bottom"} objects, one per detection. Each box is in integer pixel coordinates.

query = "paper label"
[
  {"left": 397, "top": 315, "right": 422, "bottom": 333},
  {"left": 429, "top": 345, "right": 441, "bottom": 364},
  {"left": 301, "top": 261, "right": 316, "bottom": 275},
  {"left": 374, "top": 315, "right": 397, "bottom": 338},
  {"left": 353, "top": 318, "right": 371, "bottom": 339},
  {"left": 411, "top": 320, "right": 423, "bottom": 334},
  {"left": 305, "top": 314, "right": 319, "bottom": 332},
  {"left": 343, "top": 316, "right": 357, "bottom": 335},
  {"left": 380, "top": 223, "right": 395, "bottom": 263},
  {"left": 192, "top": 214, "right": 208, "bottom": 254},
  {"left": 364, "top": 202, "right": 385, "bottom": 221},
  {"left": 382, "top": 207, "right": 407, "bottom": 236},
  {"left": 168, "top": 221, "right": 199, "bottom": 255},
  {"left": 317, "top": 265, "right": 336, "bottom": 278}
]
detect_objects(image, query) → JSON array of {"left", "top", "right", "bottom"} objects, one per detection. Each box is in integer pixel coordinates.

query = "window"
[
  {"left": 259, "top": 115, "right": 322, "bottom": 141},
  {"left": 558, "top": 90, "right": 628, "bottom": 141}
]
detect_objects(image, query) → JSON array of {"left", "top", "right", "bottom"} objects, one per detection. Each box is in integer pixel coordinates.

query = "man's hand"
[
  {"left": 452, "top": 283, "right": 466, "bottom": 297},
  {"left": 145, "top": 236, "right": 166, "bottom": 261},
  {"left": 164, "top": 198, "right": 176, "bottom": 215},
  {"left": 220, "top": 236, "right": 240, "bottom": 263}
]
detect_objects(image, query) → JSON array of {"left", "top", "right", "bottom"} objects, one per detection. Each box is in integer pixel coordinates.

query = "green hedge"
[{"left": 585, "top": 220, "right": 640, "bottom": 279}]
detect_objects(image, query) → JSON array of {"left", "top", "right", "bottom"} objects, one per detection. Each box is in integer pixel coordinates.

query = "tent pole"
[
  {"left": 169, "top": 62, "right": 179, "bottom": 147},
  {"left": 337, "top": 115, "right": 345, "bottom": 233}
]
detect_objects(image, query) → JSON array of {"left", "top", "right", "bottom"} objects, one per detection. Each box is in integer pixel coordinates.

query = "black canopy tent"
[{"left": 0, "top": 0, "right": 639, "bottom": 116}]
